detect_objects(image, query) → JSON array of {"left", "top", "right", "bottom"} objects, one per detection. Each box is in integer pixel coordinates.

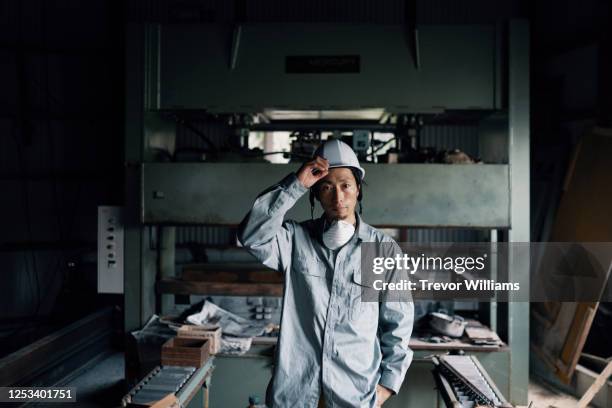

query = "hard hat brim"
[{"left": 326, "top": 164, "right": 365, "bottom": 181}]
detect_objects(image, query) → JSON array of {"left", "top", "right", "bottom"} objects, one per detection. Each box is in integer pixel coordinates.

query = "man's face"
[{"left": 317, "top": 167, "right": 360, "bottom": 221}]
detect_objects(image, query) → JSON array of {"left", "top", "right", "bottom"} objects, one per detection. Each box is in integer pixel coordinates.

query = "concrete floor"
[{"left": 528, "top": 379, "right": 583, "bottom": 408}]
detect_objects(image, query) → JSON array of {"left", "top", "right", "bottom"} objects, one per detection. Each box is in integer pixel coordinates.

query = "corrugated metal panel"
[
  {"left": 0, "top": 1, "right": 17, "bottom": 45},
  {"left": 0, "top": 251, "right": 65, "bottom": 320},
  {"left": 175, "top": 226, "right": 484, "bottom": 247},
  {"left": 176, "top": 119, "right": 231, "bottom": 150},
  {"left": 175, "top": 227, "right": 486, "bottom": 246},
  {"left": 176, "top": 226, "right": 235, "bottom": 245},
  {"left": 420, "top": 125, "right": 480, "bottom": 157},
  {"left": 0, "top": 120, "right": 16, "bottom": 175},
  {"left": 1, "top": 0, "right": 123, "bottom": 322},
  {"left": 407, "top": 228, "right": 484, "bottom": 242}
]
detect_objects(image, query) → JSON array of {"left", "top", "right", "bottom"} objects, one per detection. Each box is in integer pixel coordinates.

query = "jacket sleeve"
[
  {"left": 237, "top": 173, "right": 308, "bottom": 273},
  {"left": 378, "top": 240, "right": 414, "bottom": 394}
]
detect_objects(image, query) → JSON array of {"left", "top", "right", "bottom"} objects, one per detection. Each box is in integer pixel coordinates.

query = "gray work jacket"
[{"left": 238, "top": 173, "right": 414, "bottom": 408}]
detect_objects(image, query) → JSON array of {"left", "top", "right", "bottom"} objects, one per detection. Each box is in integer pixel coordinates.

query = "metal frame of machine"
[{"left": 124, "top": 20, "right": 530, "bottom": 405}]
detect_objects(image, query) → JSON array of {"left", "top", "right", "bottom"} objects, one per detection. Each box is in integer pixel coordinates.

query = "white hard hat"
[{"left": 313, "top": 139, "right": 365, "bottom": 180}]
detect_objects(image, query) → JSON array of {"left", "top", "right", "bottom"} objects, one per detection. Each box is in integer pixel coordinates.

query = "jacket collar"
[{"left": 356, "top": 212, "right": 371, "bottom": 242}]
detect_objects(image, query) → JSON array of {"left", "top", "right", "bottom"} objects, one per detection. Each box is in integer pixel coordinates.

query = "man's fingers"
[
  {"left": 301, "top": 157, "right": 329, "bottom": 181},
  {"left": 314, "top": 157, "right": 329, "bottom": 171},
  {"left": 308, "top": 160, "right": 328, "bottom": 173},
  {"left": 312, "top": 166, "right": 328, "bottom": 176},
  {"left": 304, "top": 161, "right": 317, "bottom": 172},
  {"left": 314, "top": 169, "right": 329, "bottom": 180},
  {"left": 315, "top": 157, "right": 329, "bottom": 167}
]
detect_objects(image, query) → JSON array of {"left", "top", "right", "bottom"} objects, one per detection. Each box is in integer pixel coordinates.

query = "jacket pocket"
[
  {"left": 294, "top": 255, "right": 326, "bottom": 277},
  {"left": 349, "top": 271, "right": 377, "bottom": 322}
]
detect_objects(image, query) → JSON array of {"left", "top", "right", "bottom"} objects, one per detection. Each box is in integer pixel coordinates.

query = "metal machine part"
[
  {"left": 143, "top": 162, "right": 510, "bottom": 226},
  {"left": 429, "top": 310, "right": 468, "bottom": 338},
  {"left": 123, "top": 359, "right": 214, "bottom": 407},
  {"left": 159, "top": 25, "right": 498, "bottom": 112},
  {"left": 432, "top": 355, "right": 512, "bottom": 408},
  {"left": 123, "top": 365, "right": 195, "bottom": 405},
  {"left": 289, "top": 130, "right": 322, "bottom": 161},
  {"left": 352, "top": 130, "right": 371, "bottom": 159}
]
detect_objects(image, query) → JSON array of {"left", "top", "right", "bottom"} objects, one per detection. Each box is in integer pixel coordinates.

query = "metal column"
[
  {"left": 124, "top": 23, "right": 146, "bottom": 333},
  {"left": 160, "top": 226, "right": 177, "bottom": 314},
  {"left": 507, "top": 19, "right": 530, "bottom": 405},
  {"left": 124, "top": 23, "right": 160, "bottom": 332}
]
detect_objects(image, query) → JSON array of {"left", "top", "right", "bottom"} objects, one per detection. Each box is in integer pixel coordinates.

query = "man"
[{"left": 238, "top": 139, "right": 413, "bottom": 407}]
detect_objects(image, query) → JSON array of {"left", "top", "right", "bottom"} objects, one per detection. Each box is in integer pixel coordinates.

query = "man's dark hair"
[{"left": 309, "top": 167, "right": 364, "bottom": 219}]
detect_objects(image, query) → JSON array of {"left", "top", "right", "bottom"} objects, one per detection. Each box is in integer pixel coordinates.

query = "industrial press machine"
[{"left": 119, "top": 18, "right": 530, "bottom": 407}]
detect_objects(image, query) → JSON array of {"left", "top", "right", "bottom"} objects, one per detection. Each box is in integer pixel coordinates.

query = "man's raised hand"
[{"left": 297, "top": 157, "right": 329, "bottom": 188}]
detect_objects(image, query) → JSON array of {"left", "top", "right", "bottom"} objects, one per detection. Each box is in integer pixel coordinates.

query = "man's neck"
[{"left": 325, "top": 213, "right": 356, "bottom": 227}]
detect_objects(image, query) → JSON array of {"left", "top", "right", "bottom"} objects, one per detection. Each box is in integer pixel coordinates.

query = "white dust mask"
[{"left": 322, "top": 220, "right": 355, "bottom": 250}]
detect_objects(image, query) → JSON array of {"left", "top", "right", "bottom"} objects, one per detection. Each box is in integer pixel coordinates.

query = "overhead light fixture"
[{"left": 263, "top": 108, "right": 387, "bottom": 121}]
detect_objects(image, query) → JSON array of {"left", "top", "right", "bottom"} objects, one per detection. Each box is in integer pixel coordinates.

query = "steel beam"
[
  {"left": 507, "top": 19, "right": 530, "bottom": 405},
  {"left": 124, "top": 23, "right": 146, "bottom": 333},
  {"left": 0, "top": 308, "right": 113, "bottom": 386},
  {"left": 251, "top": 120, "right": 395, "bottom": 132},
  {"left": 142, "top": 163, "right": 510, "bottom": 228}
]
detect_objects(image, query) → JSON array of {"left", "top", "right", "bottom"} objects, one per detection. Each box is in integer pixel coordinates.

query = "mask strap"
[{"left": 309, "top": 190, "right": 315, "bottom": 220}]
